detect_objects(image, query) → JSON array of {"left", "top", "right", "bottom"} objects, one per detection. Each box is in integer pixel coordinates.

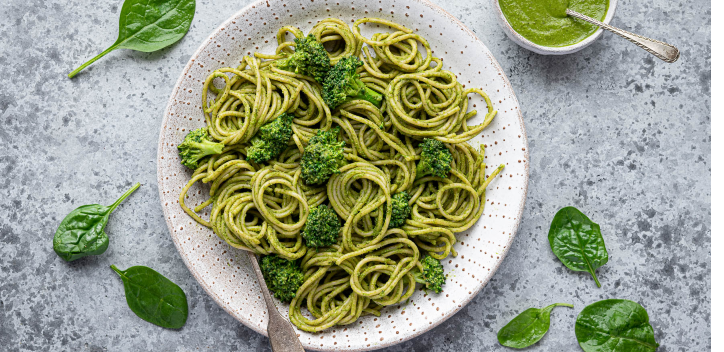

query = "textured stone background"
[{"left": 0, "top": 0, "right": 711, "bottom": 350}]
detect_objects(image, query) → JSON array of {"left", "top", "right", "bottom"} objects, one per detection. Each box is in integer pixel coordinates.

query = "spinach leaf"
[
  {"left": 497, "top": 303, "right": 573, "bottom": 349},
  {"left": 548, "top": 206, "right": 609, "bottom": 287},
  {"left": 576, "top": 299, "right": 659, "bottom": 352},
  {"left": 68, "top": 0, "right": 196, "bottom": 78},
  {"left": 53, "top": 183, "right": 140, "bottom": 262},
  {"left": 111, "top": 265, "right": 189, "bottom": 329}
]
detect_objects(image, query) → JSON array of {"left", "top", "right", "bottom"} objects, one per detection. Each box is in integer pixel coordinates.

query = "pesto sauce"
[{"left": 499, "top": 0, "right": 609, "bottom": 47}]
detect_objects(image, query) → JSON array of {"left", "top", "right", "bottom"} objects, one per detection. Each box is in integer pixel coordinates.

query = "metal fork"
[{"left": 247, "top": 251, "right": 305, "bottom": 352}]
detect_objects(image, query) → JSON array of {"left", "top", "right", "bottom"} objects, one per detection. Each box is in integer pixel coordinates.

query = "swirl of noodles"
[
  {"left": 327, "top": 162, "right": 393, "bottom": 252},
  {"left": 403, "top": 143, "right": 504, "bottom": 258},
  {"left": 178, "top": 17, "right": 507, "bottom": 332},
  {"left": 179, "top": 149, "right": 252, "bottom": 226},
  {"left": 202, "top": 57, "right": 329, "bottom": 145},
  {"left": 335, "top": 100, "right": 413, "bottom": 161},
  {"left": 353, "top": 18, "right": 433, "bottom": 72},
  {"left": 288, "top": 247, "right": 381, "bottom": 332},
  {"left": 337, "top": 234, "right": 419, "bottom": 304},
  {"left": 251, "top": 166, "right": 309, "bottom": 235},
  {"left": 268, "top": 148, "right": 329, "bottom": 209},
  {"left": 178, "top": 150, "right": 308, "bottom": 260},
  {"left": 310, "top": 18, "right": 361, "bottom": 64},
  {"left": 384, "top": 70, "right": 463, "bottom": 137}
]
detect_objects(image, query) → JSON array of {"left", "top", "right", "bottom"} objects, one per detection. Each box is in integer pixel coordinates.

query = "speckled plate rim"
[{"left": 156, "top": 0, "right": 529, "bottom": 349}]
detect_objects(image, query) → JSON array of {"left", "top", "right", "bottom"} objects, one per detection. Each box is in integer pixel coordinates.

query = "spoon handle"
[
  {"left": 566, "top": 9, "right": 680, "bottom": 63},
  {"left": 247, "top": 251, "right": 305, "bottom": 352}
]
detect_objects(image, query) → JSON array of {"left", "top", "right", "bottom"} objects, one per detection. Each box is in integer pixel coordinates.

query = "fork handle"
[{"left": 247, "top": 252, "right": 305, "bottom": 352}]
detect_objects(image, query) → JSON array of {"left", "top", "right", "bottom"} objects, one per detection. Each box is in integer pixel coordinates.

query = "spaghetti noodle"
[{"left": 179, "top": 17, "right": 504, "bottom": 332}]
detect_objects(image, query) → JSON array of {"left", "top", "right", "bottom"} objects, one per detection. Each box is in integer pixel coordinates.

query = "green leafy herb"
[
  {"left": 274, "top": 35, "right": 331, "bottom": 82},
  {"left": 548, "top": 206, "right": 609, "bottom": 287},
  {"left": 53, "top": 183, "right": 140, "bottom": 262},
  {"left": 322, "top": 55, "right": 383, "bottom": 109},
  {"left": 388, "top": 191, "right": 411, "bottom": 228},
  {"left": 302, "top": 204, "right": 341, "bottom": 248},
  {"left": 418, "top": 255, "right": 445, "bottom": 293},
  {"left": 68, "top": 0, "right": 196, "bottom": 78},
  {"left": 416, "top": 138, "right": 453, "bottom": 179},
  {"left": 300, "top": 127, "right": 346, "bottom": 185},
  {"left": 497, "top": 303, "right": 574, "bottom": 349},
  {"left": 575, "top": 299, "right": 659, "bottom": 352},
  {"left": 178, "top": 128, "right": 224, "bottom": 169},
  {"left": 247, "top": 113, "right": 294, "bottom": 164},
  {"left": 259, "top": 254, "right": 304, "bottom": 303},
  {"left": 111, "top": 265, "right": 189, "bottom": 329}
]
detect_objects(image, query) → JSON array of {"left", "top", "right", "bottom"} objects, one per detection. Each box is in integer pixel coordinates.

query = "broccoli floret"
[
  {"left": 389, "top": 191, "right": 411, "bottom": 228},
  {"left": 302, "top": 204, "right": 341, "bottom": 247},
  {"left": 259, "top": 254, "right": 304, "bottom": 303},
  {"left": 322, "top": 56, "right": 383, "bottom": 109},
  {"left": 419, "top": 256, "right": 445, "bottom": 294},
  {"left": 177, "top": 128, "right": 225, "bottom": 170},
  {"left": 300, "top": 127, "right": 346, "bottom": 185},
  {"left": 275, "top": 34, "right": 331, "bottom": 82},
  {"left": 247, "top": 113, "right": 294, "bottom": 164},
  {"left": 416, "top": 138, "right": 453, "bottom": 178}
]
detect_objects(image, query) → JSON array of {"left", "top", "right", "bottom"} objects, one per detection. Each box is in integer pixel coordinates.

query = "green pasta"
[{"left": 179, "top": 17, "right": 504, "bottom": 332}]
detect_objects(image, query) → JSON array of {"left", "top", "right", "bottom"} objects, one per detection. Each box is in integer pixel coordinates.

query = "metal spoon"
[
  {"left": 566, "top": 9, "right": 680, "bottom": 63},
  {"left": 246, "top": 251, "right": 305, "bottom": 352}
]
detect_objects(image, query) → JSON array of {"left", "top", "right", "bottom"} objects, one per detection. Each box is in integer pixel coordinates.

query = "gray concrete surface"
[{"left": 0, "top": 0, "right": 711, "bottom": 351}]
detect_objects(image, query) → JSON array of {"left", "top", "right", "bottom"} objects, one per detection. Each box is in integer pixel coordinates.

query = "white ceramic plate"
[{"left": 157, "top": 0, "right": 529, "bottom": 350}]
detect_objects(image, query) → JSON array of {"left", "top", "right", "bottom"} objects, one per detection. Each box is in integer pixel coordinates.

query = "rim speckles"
[{"left": 157, "top": 0, "right": 529, "bottom": 350}]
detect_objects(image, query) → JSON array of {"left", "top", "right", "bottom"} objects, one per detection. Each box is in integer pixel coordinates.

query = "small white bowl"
[{"left": 491, "top": 0, "right": 618, "bottom": 55}]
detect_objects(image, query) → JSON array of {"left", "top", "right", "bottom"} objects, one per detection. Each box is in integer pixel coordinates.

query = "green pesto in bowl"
[{"left": 499, "top": 0, "right": 609, "bottom": 47}]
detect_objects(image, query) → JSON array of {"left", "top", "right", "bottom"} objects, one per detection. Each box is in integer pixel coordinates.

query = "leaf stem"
[
  {"left": 591, "top": 271, "right": 602, "bottom": 288},
  {"left": 110, "top": 264, "right": 125, "bottom": 277},
  {"left": 67, "top": 43, "right": 119, "bottom": 78},
  {"left": 543, "top": 303, "right": 574, "bottom": 312},
  {"left": 109, "top": 183, "right": 141, "bottom": 212},
  {"left": 551, "top": 303, "right": 574, "bottom": 308}
]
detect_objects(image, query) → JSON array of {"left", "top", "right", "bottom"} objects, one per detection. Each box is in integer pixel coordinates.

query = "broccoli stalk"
[
  {"left": 302, "top": 204, "right": 341, "bottom": 247},
  {"left": 412, "top": 256, "right": 446, "bottom": 294},
  {"left": 416, "top": 138, "right": 453, "bottom": 179},
  {"left": 247, "top": 112, "right": 294, "bottom": 164},
  {"left": 275, "top": 34, "right": 331, "bottom": 83},
  {"left": 259, "top": 254, "right": 304, "bottom": 303},
  {"left": 389, "top": 191, "right": 411, "bottom": 228},
  {"left": 177, "top": 128, "right": 225, "bottom": 170},
  {"left": 322, "top": 56, "right": 383, "bottom": 109},
  {"left": 300, "top": 127, "right": 346, "bottom": 185}
]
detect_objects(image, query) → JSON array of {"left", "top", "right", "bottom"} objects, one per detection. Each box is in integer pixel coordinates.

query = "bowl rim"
[
  {"left": 156, "top": 0, "right": 530, "bottom": 349},
  {"left": 490, "top": 0, "right": 618, "bottom": 54}
]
